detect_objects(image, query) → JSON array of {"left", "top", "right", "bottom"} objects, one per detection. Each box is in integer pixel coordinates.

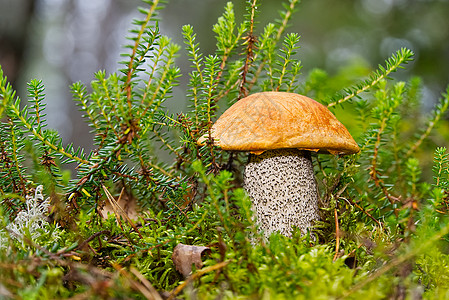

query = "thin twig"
[
  {"left": 344, "top": 197, "right": 384, "bottom": 229},
  {"left": 333, "top": 208, "right": 340, "bottom": 262},
  {"left": 130, "top": 267, "right": 163, "bottom": 300},
  {"left": 113, "top": 264, "right": 162, "bottom": 300},
  {"left": 77, "top": 230, "right": 111, "bottom": 251},
  {"left": 369, "top": 117, "right": 400, "bottom": 207},
  {"left": 247, "top": 0, "right": 299, "bottom": 92},
  {"left": 238, "top": 0, "right": 257, "bottom": 100},
  {"left": 102, "top": 185, "right": 143, "bottom": 239},
  {"left": 168, "top": 261, "right": 230, "bottom": 299},
  {"left": 124, "top": 0, "right": 160, "bottom": 109}
]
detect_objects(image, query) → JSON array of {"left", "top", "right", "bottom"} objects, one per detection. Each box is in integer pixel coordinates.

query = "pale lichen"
[{"left": 0, "top": 185, "right": 57, "bottom": 249}]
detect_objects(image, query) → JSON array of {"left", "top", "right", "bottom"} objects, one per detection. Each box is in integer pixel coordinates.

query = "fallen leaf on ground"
[{"left": 172, "top": 243, "right": 211, "bottom": 277}]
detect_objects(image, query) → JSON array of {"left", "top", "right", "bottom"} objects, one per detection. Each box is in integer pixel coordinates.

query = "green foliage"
[{"left": 1, "top": 0, "right": 449, "bottom": 298}]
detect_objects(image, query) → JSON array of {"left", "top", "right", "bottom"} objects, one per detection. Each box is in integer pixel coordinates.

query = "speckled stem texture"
[{"left": 244, "top": 149, "right": 319, "bottom": 239}]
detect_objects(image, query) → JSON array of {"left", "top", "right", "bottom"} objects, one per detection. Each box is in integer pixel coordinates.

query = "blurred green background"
[{"left": 0, "top": 0, "right": 448, "bottom": 152}]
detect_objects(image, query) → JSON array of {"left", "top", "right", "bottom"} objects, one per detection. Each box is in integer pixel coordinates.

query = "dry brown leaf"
[{"left": 172, "top": 243, "right": 211, "bottom": 277}]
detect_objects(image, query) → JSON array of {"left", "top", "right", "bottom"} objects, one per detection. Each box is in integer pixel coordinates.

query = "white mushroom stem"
[{"left": 243, "top": 148, "right": 320, "bottom": 239}]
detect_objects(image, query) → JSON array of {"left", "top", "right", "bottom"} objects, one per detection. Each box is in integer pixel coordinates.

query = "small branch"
[
  {"left": 102, "top": 185, "right": 143, "bottom": 239},
  {"left": 238, "top": 0, "right": 257, "bottom": 99},
  {"left": 369, "top": 117, "right": 400, "bottom": 207},
  {"left": 247, "top": 0, "right": 299, "bottom": 91},
  {"left": 333, "top": 207, "right": 340, "bottom": 262},
  {"left": 124, "top": 1, "right": 161, "bottom": 110},
  {"left": 77, "top": 230, "right": 111, "bottom": 251},
  {"left": 7, "top": 119, "right": 28, "bottom": 194},
  {"left": 344, "top": 197, "right": 384, "bottom": 229}
]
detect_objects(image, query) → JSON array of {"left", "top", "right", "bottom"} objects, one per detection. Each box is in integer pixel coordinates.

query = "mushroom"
[{"left": 200, "top": 92, "right": 359, "bottom": 239}]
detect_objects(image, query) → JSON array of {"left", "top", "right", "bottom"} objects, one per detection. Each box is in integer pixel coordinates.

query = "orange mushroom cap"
[{"left": 199, "top": 91, "right": 360, "bottom": 155}]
